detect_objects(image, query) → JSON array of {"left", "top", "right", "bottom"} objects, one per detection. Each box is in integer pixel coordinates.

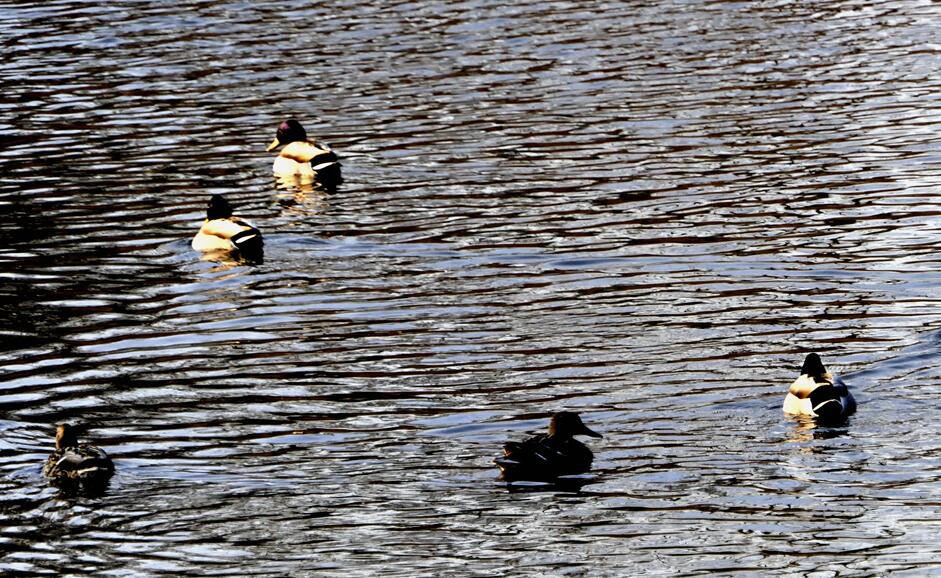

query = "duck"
[
  {"left": 191, "top": 194, "right": 263, "bottom": 262},
  {"left": 783, "top": 353, "right": 857, "bottom": 422},
  {"left": 494, "top": 411, "right": 603, "bottom": 482},
  {"left": 266, "top": 119, "right": 341, "bottom": 185},
  {"left": 43, "top": 423, "right": 114, "bottom": 489}
]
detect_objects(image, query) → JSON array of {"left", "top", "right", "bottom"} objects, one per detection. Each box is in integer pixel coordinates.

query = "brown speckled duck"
[
  {"left": 267, "top": 119, "right": 341, "bottom": 186},
  {"left": 494, "top": 412, "right": 603, "bottom": 482},
  {"left": 44, "top": 424, "right": 114, "bottom": 489}
]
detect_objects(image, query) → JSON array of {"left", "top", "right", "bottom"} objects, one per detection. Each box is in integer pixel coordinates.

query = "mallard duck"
[
  {"left": 266, "top": 119, "right": 341, "bottom": 184},
  {"left": 783, "top": 353, "right": 857, "bottom": 421},
  {"left": 494, "top": 412, "right": 603, "bottom": 482},
  {"left": 43, "top": 423, "right": 114, "bottom": 489},
  {"left": 191, "top": 194, "right": 263, "bottom": 261}
]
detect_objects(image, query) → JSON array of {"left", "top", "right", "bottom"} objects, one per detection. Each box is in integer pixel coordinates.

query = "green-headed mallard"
[
  {"left": 494, "top": 412, "right": 603, "bottom": 482},
  {"left": 192, "top": 194, "right": 263, "bottom": 262},
  {"left": 44, "top": 423, "right": 114, "bottom": 489},
  {"left": 783, "top": 353, "right": 857, "bottom": 422},
  {"left": 267, "top": 119, "right": 341, "bottom": 185}
]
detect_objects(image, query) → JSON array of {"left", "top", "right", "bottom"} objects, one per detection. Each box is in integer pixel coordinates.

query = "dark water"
[{"left": 3, "top": 0, "right": 941, "bottom": 575}]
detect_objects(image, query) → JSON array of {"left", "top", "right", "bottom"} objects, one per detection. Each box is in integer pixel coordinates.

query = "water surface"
[{"left": 2, "top": 0, "right": 941, "bottom": 576}]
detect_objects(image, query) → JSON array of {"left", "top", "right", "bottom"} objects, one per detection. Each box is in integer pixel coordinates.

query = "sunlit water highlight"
[{"left": 3, "top": 0, "right": 941, "bottom": 576}]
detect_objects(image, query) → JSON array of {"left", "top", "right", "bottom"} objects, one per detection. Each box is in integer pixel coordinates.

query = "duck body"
[
  {"left": 272, "top": 141, "right": 339, "bottom": 176},
  {"left": 44, "top": 424, "right": 114, "bottom": 490},
  {"left": 783, "top": 353, "right": 856, "bottom": 422},
  {"left": 192, "top": 194, "right": 263, "bottom": 262},
  {"left": 267, "top": 119, "right": 341, "bottom": 186},
  {"left": 495, "top": 412, "right": 602, "bottom": 482},
  {"left": 192, "top": 217, "right": 263, "bottom": 254}
]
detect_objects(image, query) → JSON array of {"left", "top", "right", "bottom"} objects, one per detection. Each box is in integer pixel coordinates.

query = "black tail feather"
[
  {"left": 231, "top": 228, "right": 264, "bottom": 262},
  {"left": 808, "top": 384, "right": 849, "bottom": 422}
]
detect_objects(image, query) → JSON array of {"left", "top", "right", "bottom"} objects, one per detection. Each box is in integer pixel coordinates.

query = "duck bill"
[
  {"left": 580, "top": 424, "right": 603, "bottom": 439},
  {"left": 266, "top": 137, "right": 281, "bottom": 152}
]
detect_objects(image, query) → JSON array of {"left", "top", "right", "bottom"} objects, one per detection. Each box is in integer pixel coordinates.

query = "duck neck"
[{"left": 56, "top": 428, "right": 78, "bottom": 449}]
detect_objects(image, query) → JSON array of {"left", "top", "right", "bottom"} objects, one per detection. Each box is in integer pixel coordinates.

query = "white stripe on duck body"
[
  {"left": 267, "top": 119, "right": 341, "bottom": 186},
  {"left": 44, "top": 423, "right": 114, "bottom": 489},
  {"left": 192, "top": 194, "right": 263, "bottom": 262},
  {"left": 783, "top": 353, "right": 857, "bottom": 422},
  {"left": 495, "top": 412, "right": 603, "bottom": 482}
]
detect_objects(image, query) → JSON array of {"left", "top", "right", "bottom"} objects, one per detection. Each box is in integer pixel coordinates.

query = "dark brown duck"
[
  {"left": 495, "top": 412, "right": 603, "bottom": 482},
  {"left": 44, "top": 424, "right": 114, "bottom": 490}
]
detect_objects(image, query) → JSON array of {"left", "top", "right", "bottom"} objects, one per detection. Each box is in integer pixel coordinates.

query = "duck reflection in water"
[
  {"left": 785, "top": 414, "right": 851, "bottom": 448},
  {"left": 495, "top": 412, "right": 603, "bottom": 489},
  {"left": 273, "top": 177, "right": 331, "bottom": 214},
  {"left": 44, "top": 423, "right": 114, "bottom": 495}
]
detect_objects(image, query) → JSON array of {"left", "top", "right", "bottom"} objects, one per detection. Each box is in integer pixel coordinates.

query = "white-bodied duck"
[
  {"left": 783, "top": 353, "right": 856, "bottom": 421},
  {"left": 192, "top": 194, "right": 263, "bottom": 262},
  {"left": 266, "top": 119, "right": 341, "bottom": 185}
]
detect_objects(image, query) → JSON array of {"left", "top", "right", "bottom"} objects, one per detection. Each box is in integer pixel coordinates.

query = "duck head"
[
  {"left": 267, "top": 119, "right": 307, "bottom": 151},
  {"left": 206, "top": 194, "right": 233, "bottom": 220},
  {"left": 55, "top": 423, "right": 79, "bottom": 449},
  {"left": 801, "top": 353, "right": 827, "bottom": 379},
  {"left": 548, "top": 411, "right": 602, "bottom": 440}
]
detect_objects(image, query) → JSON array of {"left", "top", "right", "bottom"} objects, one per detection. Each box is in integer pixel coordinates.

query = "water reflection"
[
  {"left": 273, "top": 176, "right": 333, "bottom": 215},
  {"left": 784, "top": 414, "right": 852, "bottom": 445},
  {"left": 4, "top": 0, "right": 941, "bottom": 575},
  {"left": 502, "top": 475, "right": 599, "bottom": 494}
]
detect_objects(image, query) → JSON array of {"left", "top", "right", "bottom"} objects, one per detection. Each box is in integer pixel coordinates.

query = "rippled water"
[{"left": 3, "top": 0, "right": 941, "bottom": 575}]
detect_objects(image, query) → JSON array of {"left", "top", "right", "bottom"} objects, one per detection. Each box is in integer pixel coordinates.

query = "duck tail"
[
  {"left": 809, "top": 384, "right": 846, "bottom": 422},
  {"left": 232, "top": 228, "right": 264, "bottom": 262},
  {"left": 813, "top": 399, "right": 844, "bottom": 421},
  {"left": 313, "top": 159, "right": 342, "bottom": 189}
]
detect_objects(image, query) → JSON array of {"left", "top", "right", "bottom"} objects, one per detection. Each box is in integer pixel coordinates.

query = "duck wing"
[
  {"left": 280, "top": 141, "right": 338, "bottom": 165},
  {"left": 45, "top": 445, "right": 114, "bottom": 480},
  {"left": 200, "top": 218, "right": 256, "bottom": 240},
  {"left": 496, "top": 435, "right": 593, "bottom": 481}
]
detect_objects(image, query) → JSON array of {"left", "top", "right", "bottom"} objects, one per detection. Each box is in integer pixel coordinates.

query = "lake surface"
[{"left": 2, "top": 0, "right": 941, "bottom": 575}]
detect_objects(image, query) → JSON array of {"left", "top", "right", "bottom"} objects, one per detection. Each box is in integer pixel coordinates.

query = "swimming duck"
[
  {"left": 267, "top": 119, "right": 341, "bottom": 185},
  {"left": 192, "top": 194, "right": 263, "bottom": 262},
  {"left": 783, "top": 353, "right": 857, "bottom": 422},
  {"left": 494, "top": 412, "right": 603, "bottom": 482},
  {"left": 43, "top": 423, "right": 114, "bottom": 489}
]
